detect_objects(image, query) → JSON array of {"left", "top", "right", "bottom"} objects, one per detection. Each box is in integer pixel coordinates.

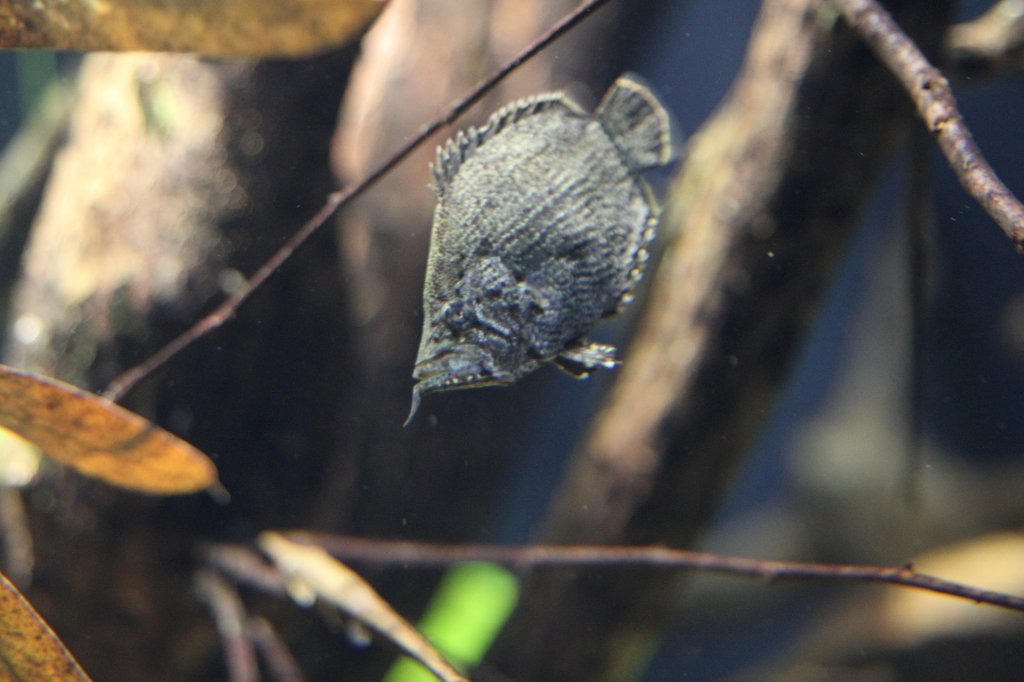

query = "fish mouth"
[{"left": 403, "top": 346, "right": 511, "bottom": 427}]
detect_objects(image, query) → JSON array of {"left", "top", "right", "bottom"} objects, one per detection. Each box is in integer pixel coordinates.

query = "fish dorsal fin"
[
  {"left": 595, "top": 73, "right": 676, "bottom": 171},
  {"left": 431, "top": 93, "right": 583, "bottom": 196}
]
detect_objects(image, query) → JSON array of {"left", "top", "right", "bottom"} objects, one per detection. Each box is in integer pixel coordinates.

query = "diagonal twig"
[
  {"left": 246, "top": 617, "right": 304, "bottom": 682},
  {"left": 102, "top": 0, "right": 616, "bottom": 401},
  {"left": 834, "top": 0, "right": 1024, "bottom": 251},
  {"left": 195, "top": 570, "right": 259, "bottom": 682}
]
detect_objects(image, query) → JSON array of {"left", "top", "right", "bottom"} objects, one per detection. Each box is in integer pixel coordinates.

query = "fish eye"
[{"left": 442, "top": 300, "right": 472, "bottom": 332}]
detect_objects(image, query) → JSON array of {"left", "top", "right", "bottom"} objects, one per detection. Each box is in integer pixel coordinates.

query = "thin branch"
[
  {"left": 287, "top": 532, "right": 1024, "bottom": 614},
  {"left": 902, "top": 124, "right": 932, "bottom": 508},
  {"left": 101, "top": 0, "right": 615, "bottom": 402},
  {"left": 834, "top": 0, "right": 1024, "bottom": 250},
  {"left": 195, "top": 569, "right": 259, "bottom": 682},
  {"left": 247, "top": 617, "right": 304, "bottom": 682},
  {"left": 202, "top": 543, "right": 290, "bottom": 597}
]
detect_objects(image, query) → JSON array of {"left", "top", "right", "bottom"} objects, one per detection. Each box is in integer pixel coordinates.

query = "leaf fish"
[{"left": 406, "top": 74, "right": 675, "bottom": 425}]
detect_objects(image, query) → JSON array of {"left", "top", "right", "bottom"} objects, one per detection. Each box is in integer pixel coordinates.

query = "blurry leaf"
[
  {"left": 0, "top": 428, "right": 41, "bottom": 487},
  {"left": 385, "top": 563, "right": 519, "bottom": 682},
  {"left": 0, "top": 0, "right": 386, "bottom": 57},
  {"left": 258, "top": 532, "right": 469, "bottom": 682},
  {"left": 881, "top": 532, "right": 1024, "bottom": 645},
  {"left": 0, "top": 364, "right": 217, "bottom": 495},
  {"left": 0, "top": 569, "right": 91, "bottom": 681}
]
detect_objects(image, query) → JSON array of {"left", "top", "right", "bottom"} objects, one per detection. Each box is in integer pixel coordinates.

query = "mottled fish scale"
[
  {"left": 407, "top": 74, "right": 675, "bottom": 425},
  {"left": 444, "top": 115, "right": 641, "bottom": 301}
]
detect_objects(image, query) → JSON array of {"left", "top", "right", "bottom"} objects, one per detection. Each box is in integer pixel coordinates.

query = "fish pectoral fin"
[{"left": 553, "top": 342, "right": 618, "bottom": 378}]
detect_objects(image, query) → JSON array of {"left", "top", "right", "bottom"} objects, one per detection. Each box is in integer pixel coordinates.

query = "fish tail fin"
[{"left": 596, "top": 73, "right": 677, "bottom": 171}]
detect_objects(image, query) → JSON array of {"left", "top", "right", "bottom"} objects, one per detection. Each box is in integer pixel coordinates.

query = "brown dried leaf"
[
  {"left": 0, "top": 364, "right": 217, "bottom": 495},
  {"left": 0, "top": 0, "right": 386, "bottom": 57},
  {"left": 258, "top": 532, "right": 469, "bottom": 682},
  {"left": 0, "top": 570, "right": 91, "bottom": 681}
]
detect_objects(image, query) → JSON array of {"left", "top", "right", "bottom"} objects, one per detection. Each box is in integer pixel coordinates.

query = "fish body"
[{"left": 407, "top": 74, "right": 674, "bottom": 424}]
